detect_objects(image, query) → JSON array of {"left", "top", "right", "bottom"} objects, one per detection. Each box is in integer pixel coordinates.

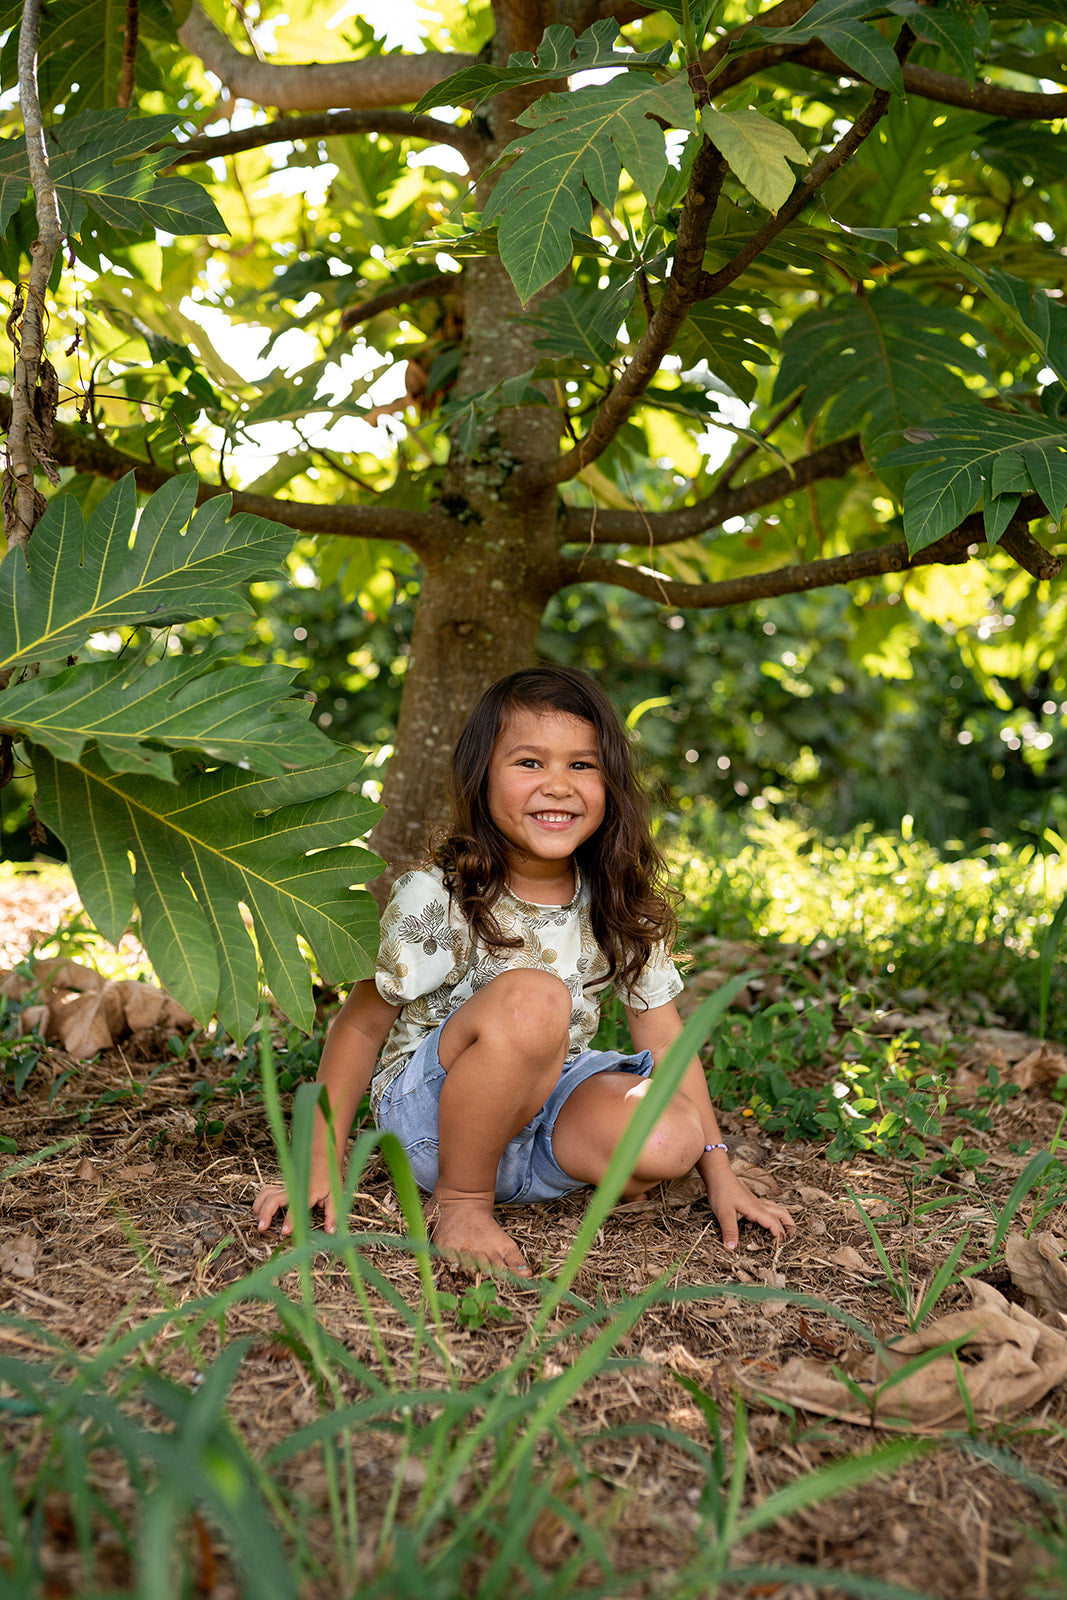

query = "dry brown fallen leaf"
[
  {"left": 732, "top": 1160, "right": 780, "bottom": 1198},
  {"left": 19, "top": 975, "right": 194, "bottom": 1059},
  {"left": 829, "top": 1245, "right": 868, "bottom": 1273},
  {"left": 1004, "top": 1231, "right": 1067, "bottom": 1324},
  {"left": 1011, "top": 1043, "right": 1067, "bottom": 1092},
  {"left": 0, "top": 1231, "right": 39, "bottom": 1281},
  {"left": 737, "top": 1278, "right": 1067, "bottom": 1433},
  {"left": 75, "top": 1155, "right": 102, "bottom": 1186}
]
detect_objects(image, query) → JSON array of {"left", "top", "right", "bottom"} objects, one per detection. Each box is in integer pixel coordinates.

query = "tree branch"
[
  {"left": 800, "top": 42, "right": 1067, "bottom": 120},
  {"left": 699, "top": 27, "right": 915, "bottom": 302},
  {"left": 118, "top": 0, "right": 139, "bottom": 108},
  {"left": 546, "top": 139, "right": 729, "bottom": 486},
  {"left": 161, "top": 109, "right": 484, "bottom": 168},
  {"left": 340, "top": 272, "right": 462, "bottom": 331},
  {"left": 559, "top": 507, "right": 1061, "bottom": 608},
  {"left": 4, "top": 0, "right": 65, "bottom": 553},
  {"left": 560, "top": 435, "right": 864, "bottom": 547},
  {"left": 0, "top": 397, "right": 456, "bottom": 553},
  {"left": 178, "top": 1, "right": 477, "bottom": 112}
]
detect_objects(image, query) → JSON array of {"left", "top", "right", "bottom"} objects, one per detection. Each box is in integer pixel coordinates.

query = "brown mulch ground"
[{"left": 2, "top": 865, "right": 1066, "bottom": 1600}]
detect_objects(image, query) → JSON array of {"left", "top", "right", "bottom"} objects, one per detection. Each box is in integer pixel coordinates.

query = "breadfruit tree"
[{"left": 1, "top": 0, "right": 1066, "bottom": 1023}]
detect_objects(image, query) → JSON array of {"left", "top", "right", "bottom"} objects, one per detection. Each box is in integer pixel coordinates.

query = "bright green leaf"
[
  {"left": 700, "top": 107, "right": 809, "bottom": 214},
  {"left": 0, "top": 645, "right": 335, "bottom": 780},
  {"left": 32, "top": 746, "right": 383, "bottom": 1039},
  {"left": 413, "top": 20, "right": 671, "bottom": 114},
  {"left": 0, "top": 475, "right": 294, "bottom": 671},
  {"left": 483, "top": 75, "right": 698, "bottom": 303}
]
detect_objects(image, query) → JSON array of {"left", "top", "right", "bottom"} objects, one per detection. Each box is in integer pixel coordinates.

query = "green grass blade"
[
  {"left": 989, "top": 1148, "right": 1056, "bottom": 1257},
  {"left": 1038, "top": 890, "right": 1067, "bottom": 1038},
  {"left": 910, "top": 1228, "right": 970, "bottom": 1330},
  {"left": 735, "top": 1438, "right": 935, "bottom": 1538},
  {"left": 539, "top": 975, "right": 752, "bottom": 1319}
]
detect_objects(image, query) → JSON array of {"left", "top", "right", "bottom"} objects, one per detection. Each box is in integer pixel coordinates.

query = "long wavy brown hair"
[{"left": 431, "top": 666, "right": 678, "bottom": 994}]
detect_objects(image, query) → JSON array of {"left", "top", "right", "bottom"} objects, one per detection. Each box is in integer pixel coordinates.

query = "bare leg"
[
  {"left": 432, "top": 969, "right": 572, "bottom": 1276},
  {"left": 550, "top": 1071, "right": 706, "bottom": 1193}
]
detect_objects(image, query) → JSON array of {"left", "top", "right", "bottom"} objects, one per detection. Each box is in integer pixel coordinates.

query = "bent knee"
[
  {"left": 481, "top": 968, "right": 572, "bottom": 1044},
  {"left": 635, "top": 1101, "right": 706, "bottom": 1181}
]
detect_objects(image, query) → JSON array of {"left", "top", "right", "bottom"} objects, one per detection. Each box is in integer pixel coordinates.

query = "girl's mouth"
[{"left": 531, "top": 811, "right": 577, "bottom": 824}]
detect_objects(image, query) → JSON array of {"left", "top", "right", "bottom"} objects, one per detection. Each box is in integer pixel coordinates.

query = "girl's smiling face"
[{"left": 487, "top": 705, "right": 607, "bottom": 876}]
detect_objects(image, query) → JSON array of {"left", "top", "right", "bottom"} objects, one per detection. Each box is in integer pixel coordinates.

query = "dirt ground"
[{"left": 2, "top": 866, "right": 1067, "bottom": 1600}]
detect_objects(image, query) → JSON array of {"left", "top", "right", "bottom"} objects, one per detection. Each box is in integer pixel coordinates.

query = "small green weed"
[{"left": 437, "top": 1280, "right": 515, "bottom": 1330}]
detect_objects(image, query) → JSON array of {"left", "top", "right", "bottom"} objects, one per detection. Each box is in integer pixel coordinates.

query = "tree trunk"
[{"left": 369, "top": 255, "right": 565, "bottom": 887}]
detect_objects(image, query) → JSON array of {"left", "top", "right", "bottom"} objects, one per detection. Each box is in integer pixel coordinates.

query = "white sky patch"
[
  {"left": 263, "top": 162, "right": 340, "bottom": 204},
  {"left": 407, "top": 144, "right": 470, "bottom": 175},
  {"left": 179, "top": 290, "right": 409, "bottom": 481},
  {"left": 325, "top": 0, "right": 429, "bottom": 51}
]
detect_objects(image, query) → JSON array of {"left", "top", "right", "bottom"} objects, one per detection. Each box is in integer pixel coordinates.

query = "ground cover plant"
[
  {"left": 2, "top": 0, "right": 1066, "bottom": 884},
  {"left": 1, "top": 820, "right": 1067, "bottom": 1600}
]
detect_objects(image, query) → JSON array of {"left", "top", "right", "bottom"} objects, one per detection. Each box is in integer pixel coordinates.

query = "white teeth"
[{"left": 534, "top": 812, "right": 574, "bottom": 821}]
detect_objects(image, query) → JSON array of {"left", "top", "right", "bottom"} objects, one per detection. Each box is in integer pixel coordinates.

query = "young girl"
[{"left": 254, "top": 666, "right": 794, "bottom": 1276}]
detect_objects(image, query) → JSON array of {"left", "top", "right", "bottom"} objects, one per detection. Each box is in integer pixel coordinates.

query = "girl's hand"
[
  {"left": 703, "top": 1166, "right": 795, "bottom": 1251},
  {"left": 253, "top": 1169, "right": 339, "bottom": 1236}
]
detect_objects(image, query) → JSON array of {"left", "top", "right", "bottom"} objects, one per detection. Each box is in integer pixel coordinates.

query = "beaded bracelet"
[{"left": 704, "top": 1142, "right": 728, "bottom": 1153}]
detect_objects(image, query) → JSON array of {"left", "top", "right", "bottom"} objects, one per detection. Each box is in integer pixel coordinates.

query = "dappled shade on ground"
[{"left": 2, "top": 869, "right": 1067, "bottom": 1598}]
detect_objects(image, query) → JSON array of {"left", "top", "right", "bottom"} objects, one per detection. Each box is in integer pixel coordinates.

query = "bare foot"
[{"left": 428, "top": 1192, "right": 532, "bottom": 1278}]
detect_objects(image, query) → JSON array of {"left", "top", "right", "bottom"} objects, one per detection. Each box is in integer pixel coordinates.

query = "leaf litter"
[{"left": 1, "top": 871, "right": 1066, "bottom": 1598}]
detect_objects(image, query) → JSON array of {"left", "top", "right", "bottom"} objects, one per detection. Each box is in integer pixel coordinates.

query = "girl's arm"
[
  {"left": 625, "top": 998, "right": 795, "bottom": 1249},
  {"left": 254, "top": 978, "right": 401, "bottom": 1236}
]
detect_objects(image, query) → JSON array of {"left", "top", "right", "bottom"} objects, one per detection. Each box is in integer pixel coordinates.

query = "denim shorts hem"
[{"left": 374, "top": 1022, "right": 654, "bottom": 1205}]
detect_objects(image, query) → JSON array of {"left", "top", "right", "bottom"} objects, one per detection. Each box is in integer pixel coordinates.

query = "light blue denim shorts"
[{"left": 374, "top": 1021, "right": 654, "bottom": 1205}]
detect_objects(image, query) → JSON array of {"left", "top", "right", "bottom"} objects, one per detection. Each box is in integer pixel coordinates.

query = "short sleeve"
[
  {"left": 375, "top": 870, "right": 462, "bottom": 1006},
  {"left": 615, "top": 939, "right": 684, "bottom": 1014}
]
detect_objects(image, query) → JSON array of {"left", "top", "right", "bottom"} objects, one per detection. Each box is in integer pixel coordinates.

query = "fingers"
[
  {"left": 713, "top": 1194, "right": 798, "bottom": 1248},
  {"left": 713, "top": 1201, "right": 741, "bottom": 1253},
  {"left": 253, "top": 1184, "right": 288, "bottom": 1233}
]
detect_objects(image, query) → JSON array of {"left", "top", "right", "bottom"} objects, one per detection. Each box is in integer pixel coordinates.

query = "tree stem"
[
  {"left": 118, "top": 0, "right": 139, "bottom": 107},
  {"left": 5, "top": 0, "right": 64, "bottom": 552}
]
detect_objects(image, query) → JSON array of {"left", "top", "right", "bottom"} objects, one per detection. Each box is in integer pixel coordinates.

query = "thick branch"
[
  {"left": 800, "top": 43, "right": 1067, "bottom": 120},
  {"left": 162, "top": 109, "right": 484, "bottom": 167},
  {"left": 118, "top": 0, "right": 139, "bottom": 108},
  {"left": 547, "top": 140, "right": 729, "bottom": 486},
  {"left": 700, "top": 28, "right": 914, "bottom": 302},
  {"left": 561, "top": 435, "right": 864, "bottom": 547},
  {"left": 4, "top": 0, "right": 65, "bottom": 552},
  {"left": 178, "top": 1, "right": 477, "bottom": 111},
  {"left": 559, "top": 508, "right": 1061, "bottom": 608},
  {"left": 702, "top": 3, "right": 1067, "bottom": 119},
  {"left": 340, "top": 272, "right": 462, "bottom": 331},
  {"left": 0, "top": 397, "right": 455, "bottom": 552}
]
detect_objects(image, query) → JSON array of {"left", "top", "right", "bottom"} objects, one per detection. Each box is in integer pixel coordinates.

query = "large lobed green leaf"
[
  {"left": 413, "top": 20, "right": 671, "bottom": 114},
  {"left": 0, "top": 109, "right": 223, "bottom": 239},
  {"left": 773, "top": 286, "right": 988, "bottom": 457},
  {"left": 0, "top": 0, "right": 180, "bottom": 114},
  {"left": 483, "top": 75, "right": 697, "bottom": 303},
  {"left": 32, "top": 746, "right": 383, "bottom": 1041},
  {"left": 0, "top": 643, "right": 335, "bottom": 781},
  {"left": 880, "top": 405, "right": 1067, "bottom": 554},
  {"left": 0, "top": 473, "right": 292, "bottom": 670},
  {"left": 732, "top": 0, "right": 906, "bottom": 95}
]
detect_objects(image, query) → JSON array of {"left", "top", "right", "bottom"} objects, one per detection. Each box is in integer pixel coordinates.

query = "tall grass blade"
[
  {"left": 910, "top": 1228, "right": 970, "bottom": 1330},
  {"left": 541, "top": 976, "right": 752, "bottom": 1319},
  {"left": 988, "top": 1148, "right": 1056, "bottom": 1257},
  {"left": 734, "top": 1438, "right": 935, "bottom": 1537},
  {"left": 1038, "top": 890, "right": 1067, "bottom": 1039}
]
